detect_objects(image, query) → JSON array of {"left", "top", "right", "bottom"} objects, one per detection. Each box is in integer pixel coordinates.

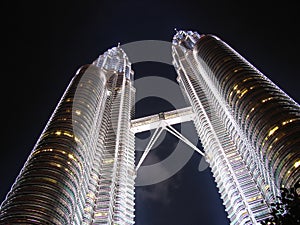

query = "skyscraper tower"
[
  {"left": 1, "top": 30, "right": 299, "bottom": 225},
  {"left": 0, "top": 46, "right": 136, "bottom": 224},
  {"left": 172, "top": 30, "right": 300, "bottom": 224}
]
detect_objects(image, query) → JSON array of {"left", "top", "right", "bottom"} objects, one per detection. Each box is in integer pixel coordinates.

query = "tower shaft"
[
  {"left": 172, "top": 30, "right": 300, "bottom": 224},
  {"left": 0, "top": 47, "right": 136, "bottom": 225}
]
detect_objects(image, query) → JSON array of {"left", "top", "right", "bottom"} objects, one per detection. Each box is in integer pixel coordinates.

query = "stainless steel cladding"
[
  {"left": 172, "top": 30, "right": 300, "bottom": 224},
  {"left": 0, "top": 46, "right": 136, "bottom": 225}
]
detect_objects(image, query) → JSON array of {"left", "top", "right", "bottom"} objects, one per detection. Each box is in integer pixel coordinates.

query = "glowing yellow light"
[
  {"left": 33, "top": 148, "right": 54, "bottom": 155},
  {"left": 55, "top": 131, "right": 62, "bottom": 135},
  {"left": 74, "top": 136, "right": 81, "bottom": 143},
  {"left": 56, "top": 164, "right": 61, "bottom": 168},
  {"left": 242, "top": 77, "right": 251, "bottom": 82},
  {"left": 239, "top": 89, "right": 248, "bottom": 98},
  {"left": 104, "top": 159, "right": 114, "bottom": 164},
  {"left": 86, "top": 192, "right": 96, "bottom": 199},
  {"left": 68, "top": 154, "right": 76, "bottom": 161},
  {"left": 248, "top": 195, "right": 261, "bottom": 202},
  {"left": 64, "top": 168, "right": 72, "bottom": 175},
  {"left": 33, "top": 150, "right": 41, "bottom": 155},
  {"left": 262, "top": 97, "right": 273, "bottom": 103},
  {"left": 84, "top": 206, "right": 92, "bottom": 213},
  {"left": 75, "top": 110, "right": 81, "bottom": 115},
  {"left": 294, "top": 160, "right": 300, "bottom": 168},
  {"left": 94, "top": 212, "right": 107, "bottom": 217},
  {"left": 64, "top": 168, "right": 73, "bottom": 175},
  {"left": 268, "top": 126, "right": 279, "bottom": 137},
  {"left": 63, "top": 131, "right": 73, "bottom": 138},
  {"left": 44, "top": 177, "right": 57, "bottom": 184},
  {"left": 282, "top": 118, "right": 296, "bottom": 126}
]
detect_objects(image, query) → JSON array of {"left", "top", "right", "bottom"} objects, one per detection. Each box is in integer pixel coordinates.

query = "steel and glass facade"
[
  {"left": 0, "top": 47, "right": 136, "bottom": 224},
  {"left": 1, "top": 31, "right": 299, "bottom": 225},
  {"left": 172, "top": 30, "right": 300, "bottom": 224}
]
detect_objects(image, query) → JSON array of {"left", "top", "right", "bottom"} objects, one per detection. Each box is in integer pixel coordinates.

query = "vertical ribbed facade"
[
  {"left": 0, "top": 46, "right": 136, "bottom": 224},
  {"left": 172, "top": 30, "right": 300, "bottom": 224},
  {"left": 1, "top": 31, "right": 299, "bottom": 225}
]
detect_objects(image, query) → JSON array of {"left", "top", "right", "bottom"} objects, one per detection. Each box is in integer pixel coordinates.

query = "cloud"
[
  {"left": 136, "top": 182, "right": 172, "bottom": 205},
  {"left": 135, "top": 153, "right": 182, "bottom": 206}
]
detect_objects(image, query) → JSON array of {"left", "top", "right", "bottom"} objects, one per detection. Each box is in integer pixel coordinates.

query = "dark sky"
[{"left": 1, "top": 1, "right": 299, "bottom": 225}]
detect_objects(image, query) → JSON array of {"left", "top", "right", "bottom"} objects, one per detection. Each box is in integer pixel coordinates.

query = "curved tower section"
[
  {"left": 0, "top": 46, "right": 136, "bottom": 225},
  {"left": 172, "top": 30, "right": 299, "bottom": 224},
  {"left": 193, "top": 34, "right": 300, "bottom": 189}
]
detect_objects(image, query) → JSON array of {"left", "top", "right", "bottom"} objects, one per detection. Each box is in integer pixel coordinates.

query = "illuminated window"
[
  {"left": 294, "top": 160, "right": 300, "bottom": 168},
  {"left": 268, "top": 126, "right": 279, "bottom": 137}
]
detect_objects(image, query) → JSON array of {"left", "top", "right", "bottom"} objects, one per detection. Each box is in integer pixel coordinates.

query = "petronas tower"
[
  {"left": 0, "top": 47, "right": 136, "bottom": 224},
  {"left": 0, "top": 30, "right": 299, "bottom": 225}
]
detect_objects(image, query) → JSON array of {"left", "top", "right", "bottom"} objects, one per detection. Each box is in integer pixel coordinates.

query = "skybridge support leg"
[
  {"left": 136, "top": 125, "right": 164, "bottom": 171},
  {"left": 135, "top": 123, "right": 205, "bottom": 172},
  {"left": 165, "top": 125, "right": 205, "bottom": 156}
]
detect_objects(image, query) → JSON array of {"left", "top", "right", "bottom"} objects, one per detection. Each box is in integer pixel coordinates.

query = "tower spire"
[{"left": 172, "top": 30, "right": 201, "bottom": 49}]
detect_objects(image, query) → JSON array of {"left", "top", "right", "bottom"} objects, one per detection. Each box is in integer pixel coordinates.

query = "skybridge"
[{"left": 131, "top": 106, "right": 205, "bottom": 171}]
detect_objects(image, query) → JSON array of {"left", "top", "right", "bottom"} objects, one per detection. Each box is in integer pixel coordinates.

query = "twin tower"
[{"left": 1, "top": 30, "right": 299, "bottom": 224}]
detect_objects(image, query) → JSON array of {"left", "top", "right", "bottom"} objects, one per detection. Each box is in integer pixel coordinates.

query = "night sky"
[{"left": 1, "top": 1, "right": 299, "bottom": 225}]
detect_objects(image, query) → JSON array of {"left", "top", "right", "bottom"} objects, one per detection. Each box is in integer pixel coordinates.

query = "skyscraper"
[
  {"left": 0, "top": 46, "right": 136, "bottom": 224},
  {"left": 1, "top": 30, "right": 299, "bottom": 225},
  {"left": 172, "top": 30, "right": 300, "bottom": 224}
]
